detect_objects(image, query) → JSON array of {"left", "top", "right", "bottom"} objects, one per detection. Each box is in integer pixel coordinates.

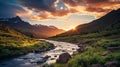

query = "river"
[{"left": 0, "top": 39, "right": 79, "bottom": 67}]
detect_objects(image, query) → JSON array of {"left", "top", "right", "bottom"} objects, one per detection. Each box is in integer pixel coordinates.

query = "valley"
[{"left": 0, "top": 1, "right": 120, "bottom": 67}]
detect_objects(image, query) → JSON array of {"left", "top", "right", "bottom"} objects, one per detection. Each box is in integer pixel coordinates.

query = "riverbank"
[
  {"left": 0, "top": 40, "right": 55, "bottom": 62},
  {"left": 48, "top": 30, "right": 120, "bottom": 67},
  {"left": 0, "top": 40, "right": 79, "bottom": 67}
]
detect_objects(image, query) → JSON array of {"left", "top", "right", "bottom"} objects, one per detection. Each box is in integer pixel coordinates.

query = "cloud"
[
  {"left": 18, "top": 0, "right": 120, "bottom": 20},
  {"left": 63, "top": 0, "right": 120, "bottom": 17},
  {"left": 18, "top": 0, "right": 56, "bottom": 12},
  {"left": 62, "top": 0, "right": 83, "bottom": 6},
  {"left": 17, "top": 0, "right": 79, "bottom": 20},
  {"left": 30, "top": 11, "right": 56, "bottom": 20},
  {"left": 0, "top": 0, "right": 26, "bottom": 17},
  {"left": 0, "top": 0, "right": 120, "bottom": 19},
  {"left": 51, "top": 8, "right": 78, "bottom": 16},
  {"left": 84, "top": 0, "right": 120, "bottom": 11}
]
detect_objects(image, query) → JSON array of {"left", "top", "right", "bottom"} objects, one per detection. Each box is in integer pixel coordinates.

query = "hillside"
[
  {"left": 49, "top": 9, "right": 120, "bottom": 67},
  {"left": 59, "top": 8, "right": 120, "bottom": 36},
  {"left": 0, "top": 16, "right": 65, "bottom": 38},
  {"left": 0, "top": 22, "right": 54, "bottom": 60},
  {"left": 0, "top": 22, "right": 25, "bottom": 38}
]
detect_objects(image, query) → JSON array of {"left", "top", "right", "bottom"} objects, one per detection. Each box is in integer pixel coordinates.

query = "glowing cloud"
[{"left": 5, "top": 0, "right": 120, "bottom": 20}]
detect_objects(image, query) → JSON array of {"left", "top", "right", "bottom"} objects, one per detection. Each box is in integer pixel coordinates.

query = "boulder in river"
[
  {"left": 72, "top": 48, "right": 75, "bottom": 50},
  {"left": 36, "top": 56, "right": 50, "bottom": 64},
  {"left": 50, "top": 58, "right": 55, "bottom": 60},
  {"left": 54, "top": 55, "right": 57, "bottom": 57},
  {"left": 56, "top": 52, "right": 71, "bottom": 63}
]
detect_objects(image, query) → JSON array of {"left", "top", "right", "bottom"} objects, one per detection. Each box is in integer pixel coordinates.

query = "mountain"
[
  {"left": 0, "top": 16, "right": 33, "bottom": 37},
  {"left": 32, "top": 24, "right": 65, "bottom": 38},
  {"left": 60, "top": 8, "right": 120, "bottom": 36},
  {"left": 0, "top": 16, "right": 65, "bottom": 38}
]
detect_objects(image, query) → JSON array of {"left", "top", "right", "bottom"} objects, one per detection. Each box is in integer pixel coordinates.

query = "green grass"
[
  {"left": 94, "top": 39, "right": 120, "bottom": 49},
  {"left": 0, "top": 37, "right": 53, "bottom": 60}
]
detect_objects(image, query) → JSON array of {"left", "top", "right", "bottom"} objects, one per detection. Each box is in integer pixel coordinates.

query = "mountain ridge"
[
  {"left": 58, "top": 8, "right": 120, "bottom": 36},
  {"left": 0, "top": 16, "right": 65, "bottom": 38}
]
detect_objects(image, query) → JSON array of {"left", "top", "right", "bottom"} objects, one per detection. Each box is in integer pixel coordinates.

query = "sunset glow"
[
  {"left": 65, "top": 26, "right": 77, "bottom": 31},
  {"left": 72, "top": 27, "right": 76, "bottom": 31}
]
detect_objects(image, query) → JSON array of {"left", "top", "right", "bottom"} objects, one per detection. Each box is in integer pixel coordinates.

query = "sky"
[{"left": 0, "top": 0, "right": 120, "bottom": 30}]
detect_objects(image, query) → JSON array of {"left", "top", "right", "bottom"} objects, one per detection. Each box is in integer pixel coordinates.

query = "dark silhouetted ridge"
[{"left": 60, "top": 8, "right": 120, "bottom": 36}]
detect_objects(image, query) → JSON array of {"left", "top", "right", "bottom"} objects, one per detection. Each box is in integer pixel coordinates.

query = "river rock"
[
  {"left": 56, "top": 52, "right": 71, "bottom": 63},
  {"left": 54, "top": 55, "right": 57, "bottom": 57},
  {"left": 50, "top": 58, "right": 55, "bottom": 60},
  {"left": 36, "top": 56, "right": 50, "bottom": 64},
  {"left": 78, "top": 44, "right": 83, "bottom": 47},
  {"left": 104, "top": 61, "right": 119, "bottom": 67},
  {"left": 72, "top": 48, "right": 75, "bottom": 50},
  {"left": 77, "top": 47, "right": 85, "bottom": 52},
  {"left": 36, "top": 59, "right": 46, "bottom": 64},
  {"left": 77, "top": 44, "right": 86, "bottom": 52}
]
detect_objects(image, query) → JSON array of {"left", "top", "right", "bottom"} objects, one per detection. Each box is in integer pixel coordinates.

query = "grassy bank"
[
  {"left": 48, "top": 29, "right": 120, "bottom": 67},
  {"left": 0, "top": 36, "right": 54, "bottom": 61},
  {"left": 0, "top": 24, "right": 54, "bottom": 61}
]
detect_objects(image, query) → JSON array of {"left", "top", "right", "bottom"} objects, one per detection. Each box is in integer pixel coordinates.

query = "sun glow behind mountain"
[
  {"left": 66, "top": 26, "right": 77, "bottom": 31},
  {"left": 72, "top": 27, "right": 76, "bottom": 31}
]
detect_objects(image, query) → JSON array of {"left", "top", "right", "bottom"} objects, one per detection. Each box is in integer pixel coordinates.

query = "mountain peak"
[
  {"left": 9, "top": 16, "right": 22, "bottom": 22},
  {"left": 49, "top": 26, "right": 57, "bottom": 29},
  {"left": 15, "top": 16, "right": 21, "bottom": 20}
]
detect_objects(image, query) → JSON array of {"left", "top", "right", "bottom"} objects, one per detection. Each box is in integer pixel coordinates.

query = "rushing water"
[{"left": 0, "top": 39, "right": 79, "bottom": 67}]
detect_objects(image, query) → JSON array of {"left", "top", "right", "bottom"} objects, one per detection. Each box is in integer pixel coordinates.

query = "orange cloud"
[
  {"left": 51, "top": 8, "right": 78, "bottom": 17},
  {"left": 17, "top": 0, "right": 120, "bottom": 20},
  {"left": 63, "top": 0, "right": 120, "bottom": 17}
]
